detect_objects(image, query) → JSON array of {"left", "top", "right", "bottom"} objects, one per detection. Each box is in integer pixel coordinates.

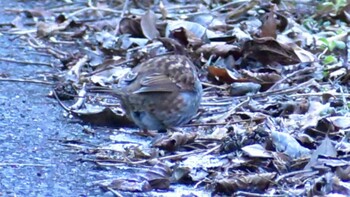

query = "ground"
[{"left": 0, "top": 1, "right": 105, "bottom": 196}]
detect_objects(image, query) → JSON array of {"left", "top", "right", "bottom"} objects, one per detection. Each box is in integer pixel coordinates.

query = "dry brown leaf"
[
  {"left": 260, "top": 10, "right": 277, "bottom": 38},
  {"left": 141, "top": 10, "right": 159, "bottom": 40},
  {"left": 195, "top": 43, "right": 241, "bottom": 58},
  {"left": 152, "top": 132, "right": 197, "bottom": 151},
  {"left": 72, "top": 104, "right": 134, "bottom": 128},
  {"left": 37, "top": 19, "right": 72, "bottom": 37},
  {"left": 241, "top": 69, "right": 282, "bottom": 85},
  {"left": 169, "top": 27, "right": 203, "bottom": 49},
  {"left": 271, "top": 130, "right": 310, "bottom": 159},
  {"left": 143, "top": 162, "right": 171, "bottom": 189},
  {"left": 215, "top": 173, "right": 276, "bottom": 195},
  {"left": 208, "top": 66, "right": 242, "bottom": 84},
  {"left": 242, "top": 37, "right": 301, "bottom": 65},
  {"left": 100, "top": 178, "right": 152, "bottom": 192},
  {"left": 118, "top": 17, "right": 143, "bottom": 37},
  {"left": 241, "top": 144, "right": 273, "bottom": 158},
  {"left": 304, "top": 136, "right": 337, "bottom": 169}
]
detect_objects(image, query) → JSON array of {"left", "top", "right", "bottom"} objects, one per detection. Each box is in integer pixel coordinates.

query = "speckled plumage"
[{"left": 116, "top": 55, "right": 202, "bottom": 130}]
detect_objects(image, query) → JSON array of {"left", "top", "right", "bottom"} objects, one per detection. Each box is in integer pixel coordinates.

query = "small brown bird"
[{"left": 109, "top": 55, "right": 202, "bottom": 132}]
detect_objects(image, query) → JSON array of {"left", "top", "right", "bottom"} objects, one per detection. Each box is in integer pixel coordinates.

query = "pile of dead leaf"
[{"left": 2, "top": 0, "right": 350, "bottom": 196}]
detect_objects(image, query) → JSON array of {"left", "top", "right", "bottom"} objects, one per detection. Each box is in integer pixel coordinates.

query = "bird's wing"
[{"left": 133, "top": 73, "right": 179, "bottom": 94}]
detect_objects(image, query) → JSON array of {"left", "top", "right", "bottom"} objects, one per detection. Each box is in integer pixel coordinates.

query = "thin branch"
[
  {"left": 0, "top": 57, "right": 53, "bottom": 67},
  {"left": 0, "top": 163, "right": 54, "bottom": 167},
  {"left": 0, "top": 78, "right": 53, "bottom": 85}
]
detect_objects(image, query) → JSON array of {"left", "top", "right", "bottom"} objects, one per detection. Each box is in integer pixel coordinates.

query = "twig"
[
  {"left": 237, "top": 79, "right": 318, "bottom": 99},
  {"left": 201, "top": 144, "right": 221, "bottom": 156},
  {"left": 275, "top": 169, "right": 316, "bottom": 183},
  {"left": 27, "top": 36, "right": 68, "bottom": 59},
  {"left": 106, "top": 187, "right": 123, "bottom": 197},
  {"left": 0, "top": 57, "right": 53, "bottom": 67},
  {"left": 87, "top": 58, "right": 134, "bottom": 76},
  {"left": 201, "top": 82, "right": 228, "bottom": 90},
  {"left": 0, "top": 78, "right": 53, "bottom": 85},
  {"left": 200, "top": 101, "right": 232, "bottom": 106},
  {"left": 235, "top": 191, "right": 286, "bottom": 197},
  {"left": 2, "top": 29, "right": 36, "bottom": 35},
  {"left": 214, "top": 97, "right": 250, "bottom": 123},
  {"left": 289, "top": 92, "right": 350, "bottom": 97},
  {"left": 52, "top": 89, "right": 71, "bottom": 112},
  {"left": 95, "top": 149, "right": 205, "bottom": 166},
  {"left": 67, "top": 55, "right": 89, "bottom": 78},
  {"left": 0, "top": 163, "right": 54, "bottom": 167},
  {"left": 184, "top": 117, "right": 266, "bottom": 127},
  {"left": 67, "top": 7, "right": 122, "bottom": 18},
  {"left": 267, "top": 66, "right": 316, "bottom": 92}
]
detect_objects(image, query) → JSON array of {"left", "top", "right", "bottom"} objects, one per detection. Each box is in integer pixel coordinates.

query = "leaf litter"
[{"left": 2, "top": 0, "right": 350, "bottom": 196}]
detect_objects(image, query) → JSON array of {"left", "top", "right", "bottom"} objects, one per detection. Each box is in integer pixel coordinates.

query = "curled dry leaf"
[
  {"left": 214, "top": 173, "right": 276, "bottom": 195},
  {"left": 209, "top": 127, "right": 229, "bottom": 140},
  {"left": 290, "top": 43, "right": 316, "bottom": 62},
  {"left": 271, "top": 130, "right": 310, "bottom": 159},
  {"left": 90, "top": 59, "right": 131, "bottom": 86},
  {"left": 118, "top": 17, "right": 143, "bottom": 37},
  {"left": 72, "top": 104, "right": 134, "bottom": 128},
  {"left": 307, "top": 172, "right": 350, "bottom": 196},
  {"left": 172, "top": 166, "right": 191, "bottom": 182},
  {"left": 207, "top": 66, "right": 242, "bottom": 84},
  {"left": 264, "top": 100, "right": 310, "bottom": 116},
  {"left": 195, "top": 43, "right": 241, "bottom": 58},
  {"left": 180, "top": 154, "right": 229, "bottom": 181},
  {"left": 37, "top": 19, "right": 72, "bottom": 37},
  {"left": 152, "top": 132, "right": 197, "bottom": 151},
  {"left": 304, "top": 136, "right": 337, "bottom": 169},
  {"left": 166, "top": 20, "right": 217, "bottom": 39},
  {"left": 99, "top": 178, "right": 152, "bottom": 192},
  {"left": 241, "top": 69, "right": 281, "bottom": 85},
  {"left": 124, "top": 145, "right": 157, "bottom": 160},
  {"left": 260, "top": 10, "right": 277, "bottom": 38},
  {"left": 140, "top": 10, "right": 160, "bottom": 40},
  {"left": 241, "top": 144, "right": 273, "bottom": 158},
  {"left": 169, "top": 27, "right": 203, "bottom": 49},
  {"left": 142, "top": 162, "right": 172, "bottom": 189},
  {"left": 328, "top": 116, "right": 350, "bottom": 129},
  {"left": 242, "top": 37, "right": 301, "bottom": 65},
  {"left": 259, "top": 4, "right": 289, "bottom": 38},
  {"left": 157, "top": 37, "right": 187, "bottom": 55},
  {"left": 182, "top": 154, "right": 229, "bottom": 170},
  {"left": 99, "top": 163, "right": 171, "bottom": 192}
]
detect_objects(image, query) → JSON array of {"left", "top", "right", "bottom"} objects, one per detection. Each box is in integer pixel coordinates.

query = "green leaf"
[
  {"left": 323, "top": 55, "right": 337, "bottom": 65},
  {"left": 323, "top": 70, "right": 330, "bottom": 78},
  {"left": 319, "top": 37, "right": 329, "bottom": 45},
  {"left": 328, "top": 41, "right": 337, "bottom": 51},
  {"left": 318, "top": 37, "right": 329, "bottom": 50}
]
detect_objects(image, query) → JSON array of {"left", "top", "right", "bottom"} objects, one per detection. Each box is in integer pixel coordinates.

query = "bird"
[{"left": 105, "top": 54, "right": 202, "bottom": 133}]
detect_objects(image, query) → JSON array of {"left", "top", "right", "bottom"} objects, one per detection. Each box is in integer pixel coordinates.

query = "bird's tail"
[{"left": 87, "top": 85, "right": 124, "bottom": 97}]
